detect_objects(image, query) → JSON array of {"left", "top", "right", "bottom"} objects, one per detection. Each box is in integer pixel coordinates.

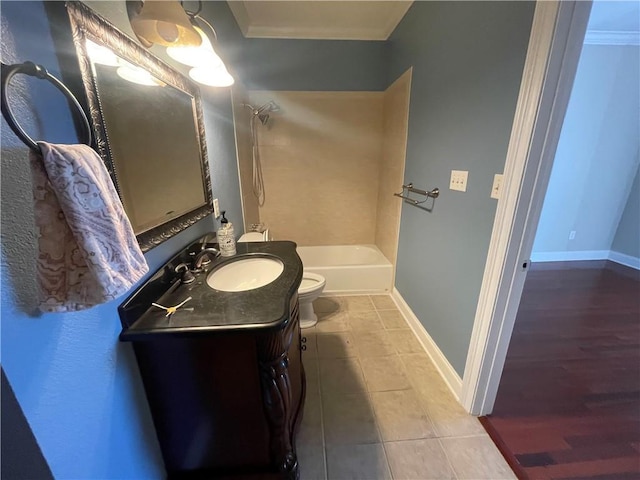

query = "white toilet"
[
  {"left": 296, "top": 272, "right": 326, "bottom": 328},
  {"left": 238, "top": 231, "right": 326, "bottom": 328}
]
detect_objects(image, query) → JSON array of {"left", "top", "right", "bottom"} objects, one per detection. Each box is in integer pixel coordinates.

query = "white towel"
[{"left": 30, "top": 142, "right": 149, "bottom": 312}]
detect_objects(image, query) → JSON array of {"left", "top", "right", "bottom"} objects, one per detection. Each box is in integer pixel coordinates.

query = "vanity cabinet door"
[{"left": 133, "top": 334, "right": 272, "bottom": 476}]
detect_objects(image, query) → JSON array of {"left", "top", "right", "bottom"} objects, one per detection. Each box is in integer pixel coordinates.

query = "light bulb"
[
  {"left": 189, "top": 65, "right": 234, "bottom": 87},
  {"left": 167, "top": 26, "right": 224, "bottom": 69},
  {"left": 116, "top": 62, "right": 162, "bottom": 86},
  {"left": 85, "top": 39, "right": 120, "bottom": 67}
]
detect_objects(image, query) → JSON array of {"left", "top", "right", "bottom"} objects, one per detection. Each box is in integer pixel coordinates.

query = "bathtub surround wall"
[
  {"left": 389, "top": 1, "right": 536, "bottom": 376},
  {"left": 239, "top": 74, "right": 411, "bottom": 252},
  {"left": 231, "top": 83, "right": 261, "bottom": 230},
  {"left": 375, "top": 68, "right": 412, "bottom": 268},
  {"left": 247, "top": 90, "right": 385, "bottom": 245},
  {"left": 1, "top": 1, "right": 244, "bottom": 477}
]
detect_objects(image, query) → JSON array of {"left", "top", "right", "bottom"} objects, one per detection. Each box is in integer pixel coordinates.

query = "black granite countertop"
[{"left": 119, "top": 239, "right": 303, "bottom": 341}]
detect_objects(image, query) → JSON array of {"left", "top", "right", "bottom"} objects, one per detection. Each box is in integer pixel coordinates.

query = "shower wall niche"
[{"left": 233, "top": 69, "right": 412, "bottom": 266}]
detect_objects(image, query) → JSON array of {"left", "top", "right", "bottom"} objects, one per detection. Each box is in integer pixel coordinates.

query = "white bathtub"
[{"left": 296, "top": 245, "right": 392, "bottom": 294}]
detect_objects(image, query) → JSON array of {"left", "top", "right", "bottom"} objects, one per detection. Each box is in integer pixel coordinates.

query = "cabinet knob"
[
  {"left": 301, "top": 344, "right": 307, "bottom": 351},
  {"left": 301, "top": 336, "right": 307, "bottom": 344}
]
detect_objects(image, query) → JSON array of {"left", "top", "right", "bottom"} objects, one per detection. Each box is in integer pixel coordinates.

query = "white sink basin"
[{"left": 207, "top": 257, "right": 284, "bottom": 292}]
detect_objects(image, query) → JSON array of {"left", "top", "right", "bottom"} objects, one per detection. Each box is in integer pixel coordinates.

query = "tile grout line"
[
  {"left": 398, "top": 354, "right": 446, "bottom": 440},
  {"left": 436, "top": 436, "right": 460, "bottom": 480},
  {"left": 358, "top": 297, "right": 402, "bottom": 479},
  {"left": 369, "top": 295, "right": 407, "bottom": 480},
  {"left": 403, "top": 360, "right": 440, "bottom": 440},
  {"left": 365, "top": 390, "right": 395, "bottom": 480},
  {"left": 379, "top": 436, "right": 396, "bottom": 479},
  {"left": 312, "top": 334, "right": 329, "bottom": 480}
]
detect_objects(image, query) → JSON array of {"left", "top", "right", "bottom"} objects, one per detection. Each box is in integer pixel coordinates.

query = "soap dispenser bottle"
[{"left": 217, "top": 211, "right": 236, "bottom": 257}]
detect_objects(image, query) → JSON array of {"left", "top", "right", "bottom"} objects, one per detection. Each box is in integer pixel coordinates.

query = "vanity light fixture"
[
  {"left": 167, "top": 7, "right": 234, "bottom": 87},
  {"left": 128, "top": 0, "right": 234, "bottom": 88},
  {"left": 128, "top": 0, "right": 201, "bottom": 48}
]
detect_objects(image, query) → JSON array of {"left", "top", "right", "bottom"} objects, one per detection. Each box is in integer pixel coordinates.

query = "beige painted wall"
[
  {"left": 248, "top": 91, "right": 384, "bottom": 246},
  {"left": 375, "top": 69, "right": 412, "bottom": 265},
  {"left": 231, "top": 84, "right": 260, "bottom": 230}
]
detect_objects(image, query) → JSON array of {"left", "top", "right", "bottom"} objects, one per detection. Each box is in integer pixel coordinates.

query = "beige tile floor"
[{"left": 297, "top": 295, "right": 515, "bottom": 480}]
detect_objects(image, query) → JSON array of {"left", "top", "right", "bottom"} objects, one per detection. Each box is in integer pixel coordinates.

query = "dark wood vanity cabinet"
[{"left": 131, "top": 295, "right": 305, "bottom": 479}]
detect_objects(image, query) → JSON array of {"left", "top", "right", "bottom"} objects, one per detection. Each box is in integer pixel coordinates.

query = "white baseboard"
[
  {"left": 530, "top": 250, "right": 609, "bottom": 262},
  {"left": 530, "top": 249, "right": 639, "bottom": 270},
  {"left": 609, "top": 250, "right": 640, "bottom": 270},
  {"left": 321, "top": 289, "right": 390, "bottom": 296},
  {"left": 391, "top": 288, "right": 463, "bottom": 400}
]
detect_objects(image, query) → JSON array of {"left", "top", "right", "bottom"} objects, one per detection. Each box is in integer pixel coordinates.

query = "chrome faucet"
[{"left": 192, "top": 247, "right": 221, "bottom": 270}]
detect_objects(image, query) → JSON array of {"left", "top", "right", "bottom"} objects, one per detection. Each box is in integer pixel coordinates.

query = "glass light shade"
[
  {"left": 189, "top": 65, "right": 234, "bottom": 87},
  {"left": 130, "top": 1, "right": 202, "bottom": 47},
  {"left": 117, "top": 63, "right": 162, "bottom": 86},
  {"left": 167, "top": 26, "right": 224, "bottom": 69},
  {"left": 85, "top": 39, "right": 120, "bottom": 66}
]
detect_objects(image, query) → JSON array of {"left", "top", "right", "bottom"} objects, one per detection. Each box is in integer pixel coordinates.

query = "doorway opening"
[{"left": 473, "top": 1, "right": 640, "bottom": 477}]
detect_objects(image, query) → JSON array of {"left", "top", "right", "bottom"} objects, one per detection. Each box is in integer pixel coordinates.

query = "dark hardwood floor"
[{"left": 481, "top": 260, "right": 640, "bottom": 480}]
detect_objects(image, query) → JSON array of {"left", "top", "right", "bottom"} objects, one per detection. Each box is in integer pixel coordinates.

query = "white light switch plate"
[
  {"left": 491, "top": 174, "right": 503, "bottom": 199},
  {"left": 213, "top": 198, "right": 220, "bottom": 218},
  {"left": 450, "top": 170, "right": 468, "bottom": 192}
]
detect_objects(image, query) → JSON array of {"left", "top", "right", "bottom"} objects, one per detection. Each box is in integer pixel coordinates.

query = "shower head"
[
  {"left": 256, "top": 100, "right": 279, "bottom": 114},
  {"left": 243, "top": 100, "right": 279, "bottom": 125}
]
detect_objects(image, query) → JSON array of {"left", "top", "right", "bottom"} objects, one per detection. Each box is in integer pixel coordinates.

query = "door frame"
[{"left": 460, "top": 0, "right": 593, "bottom": 415}]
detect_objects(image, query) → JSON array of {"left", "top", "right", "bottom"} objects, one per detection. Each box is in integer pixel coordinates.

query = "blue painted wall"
[
  {"left": 389, "top": 1, "right": 535, "bottom": 376},
  {"left": 1, "top": 1, "right": 244, "bottom": 477},
  {"left": 612, "top": 162, "right": 640, "bottom": 258},
  {"left": 532, "top": 44, "right": 640, "bottom": 257},
  {"left": 241, "top": 38, "right": 388, "bottom": 91}
]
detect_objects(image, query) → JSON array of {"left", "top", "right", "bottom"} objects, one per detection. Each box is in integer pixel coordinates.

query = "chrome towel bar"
[{"left": 394, "top": 183, "right": 439, "bottom": 206}]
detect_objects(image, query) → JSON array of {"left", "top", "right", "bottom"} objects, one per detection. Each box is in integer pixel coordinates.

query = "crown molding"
[
  {"left": 584, "top": 30, "right": 640, "bottom": 46},
  {"left": 227, "top": 1, "right": 250, "bottom": 37},
  {"left": 243, "top": 25, "right": 391, "bottom": 41},
  {"left": 226, "top": 0, "right": 412, "bottom": 40}
]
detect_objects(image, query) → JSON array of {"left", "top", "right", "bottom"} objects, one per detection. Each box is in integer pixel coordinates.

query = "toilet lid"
[
  {"left": 238, "top": 232, "right": 265, "bottom": 242},
  {"left": 298, "top": 272, "right": 326, "bottom": 295}
]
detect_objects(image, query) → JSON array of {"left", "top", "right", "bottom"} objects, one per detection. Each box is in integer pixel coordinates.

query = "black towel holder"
[{"left": 1, "top": 61, "right": 92, "bottom": 153}]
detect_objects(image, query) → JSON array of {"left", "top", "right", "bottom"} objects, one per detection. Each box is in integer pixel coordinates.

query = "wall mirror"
[{"left": 65, "top": 1, "right": 213, "bottom": 251}]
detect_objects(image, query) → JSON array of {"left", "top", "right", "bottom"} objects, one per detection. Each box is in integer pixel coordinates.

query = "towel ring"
[{"left": 1, "top": 61, "right": 92, "bottom": 153}]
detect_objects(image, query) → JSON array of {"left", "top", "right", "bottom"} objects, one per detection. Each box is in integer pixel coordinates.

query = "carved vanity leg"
[{"left": 259, "top": 352, "right": 299, "bottom": 479}]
